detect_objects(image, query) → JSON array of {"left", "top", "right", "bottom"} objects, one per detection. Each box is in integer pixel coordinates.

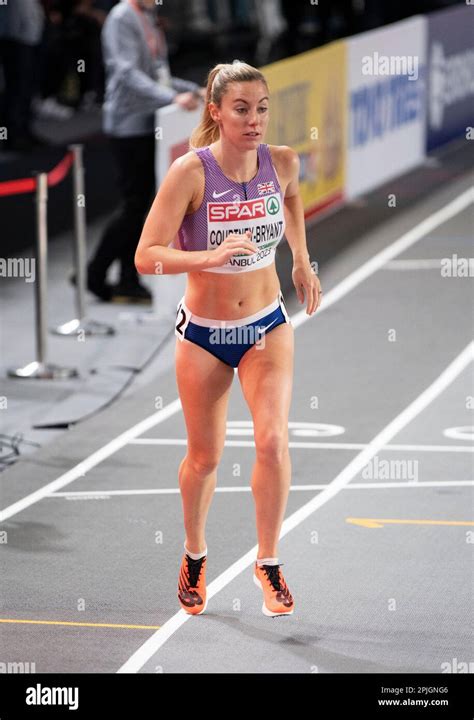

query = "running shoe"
[
  {"left": 177, "top": 553, "right": 208, "bottom": 615},
  {"left": 253, "top": 562, "right": 294, "bottom": 617}
]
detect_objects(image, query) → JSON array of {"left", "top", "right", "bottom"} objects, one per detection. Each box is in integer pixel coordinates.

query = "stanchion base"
[
  {"left": 52, "top": 318, "right": 115, "bottom": 336},
  {"left": 7, "top": 361, "right": 79, "bottom": 380}
]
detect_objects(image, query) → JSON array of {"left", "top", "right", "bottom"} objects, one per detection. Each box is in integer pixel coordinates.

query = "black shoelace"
[
  {"left": 186, "top": 555, "right": 205, "bottom": 588},
  {"left": 262, "top": 563, "right": 284, "bottom": 591}
]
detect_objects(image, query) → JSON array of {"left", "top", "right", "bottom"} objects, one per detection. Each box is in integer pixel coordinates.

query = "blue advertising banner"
[{"left": 426, "top": 5, "right": 474, "bottom": 151}]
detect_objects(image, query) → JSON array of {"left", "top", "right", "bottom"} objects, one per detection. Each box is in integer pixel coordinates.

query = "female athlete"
[{"left": 135, "top": 60, "right": 322, "bottom": 618}]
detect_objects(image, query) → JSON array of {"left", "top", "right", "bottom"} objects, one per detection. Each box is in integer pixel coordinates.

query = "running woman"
[{"left": 135, "top": 60, "right": 322, "bottom": 617}]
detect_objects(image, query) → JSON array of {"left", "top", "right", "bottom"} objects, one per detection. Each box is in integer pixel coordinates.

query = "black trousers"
[
  {"left": 0, "top": 39, "right": 38, "bottom": 144},
  {"left": 90, "top": 134, "right": 156, "bottom": 285}
]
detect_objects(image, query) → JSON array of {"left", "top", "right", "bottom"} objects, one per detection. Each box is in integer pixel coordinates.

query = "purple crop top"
[{"left": 175, "top": 143, "right": 286, "bottom": 274}]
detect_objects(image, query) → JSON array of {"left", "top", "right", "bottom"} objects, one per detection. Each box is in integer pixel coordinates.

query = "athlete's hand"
[
  {"left": 292, "top": 260, "right": 321, "bottom": 315},
  {"left": 206, "top": 230, "right": 257, "bottom": 268},
  {"left": 174, "top": 92, "right": 200, "bottom": 111}
]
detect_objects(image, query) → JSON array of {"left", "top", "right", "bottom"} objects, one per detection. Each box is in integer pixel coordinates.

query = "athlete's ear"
[{"left": 208, "top": 102, "right": 220, "bottom": 123}]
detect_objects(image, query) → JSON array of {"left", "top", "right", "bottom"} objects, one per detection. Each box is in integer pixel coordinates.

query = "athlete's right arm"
[
  {"left": 134, "top": 155, "right": 257, "bottom": 275},
  {"left": 134, "top": 155, "right": 210, "bottom": 275}
]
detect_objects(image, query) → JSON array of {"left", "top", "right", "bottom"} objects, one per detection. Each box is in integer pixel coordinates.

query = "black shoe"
[
  {"left": 110, "top": 281, "right": 152, "bottom": 305},
  {"left": 69, "top": 270, "right": 113, "bottom": 302}
]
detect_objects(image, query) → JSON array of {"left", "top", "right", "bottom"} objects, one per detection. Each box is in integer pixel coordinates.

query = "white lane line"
[
  {"left": 48, "top": 480, "right": 474, "bottom": 498},
  {"left": 117, "top": 341, "right": 474, "bottom": 673},
  {"left": 0, "top": 190, "right": 471, "bottom": 520},
  {"left": 129, "top": 439, "right": 474, "bottom": 452},
  {"left": 0, "top": 401, "right": 183, "bottom": 523},
  {"left": 291, "top": 186, "right": 474, "bottom": 328}
]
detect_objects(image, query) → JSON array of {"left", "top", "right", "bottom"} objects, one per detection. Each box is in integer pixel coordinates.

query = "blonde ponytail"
[{"left": 189, "top": 60, "right": 269, "bottom": 149}]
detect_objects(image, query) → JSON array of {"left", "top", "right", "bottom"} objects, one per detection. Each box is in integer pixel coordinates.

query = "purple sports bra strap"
[{"left": 194, "top": 146, "right": 212, "bottom": 170}]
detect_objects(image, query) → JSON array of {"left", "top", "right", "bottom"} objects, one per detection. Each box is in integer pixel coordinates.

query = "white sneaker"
[{"left": 32, "top": 97, "right": 74, "bottom": 121}]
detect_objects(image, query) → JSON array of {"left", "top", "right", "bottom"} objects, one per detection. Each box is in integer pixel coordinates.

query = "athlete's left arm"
[{"left": 281, "top": 147, "right": 322, "bottom": 315}]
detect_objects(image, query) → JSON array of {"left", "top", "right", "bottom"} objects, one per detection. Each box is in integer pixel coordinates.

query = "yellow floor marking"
[
  {"left": 346, "top": 517, "right": 474, "bottom": 529},
  {"left": 0, "top": 618, "right": 160, "bottom": 629}
]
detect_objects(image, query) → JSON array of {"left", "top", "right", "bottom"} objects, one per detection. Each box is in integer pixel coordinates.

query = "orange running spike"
[
  {"left": 177, "top": 553, "right": 208, "bottom": 615},
  {"left": 253, "top": 562, "right": 294, "bottom": 617}
]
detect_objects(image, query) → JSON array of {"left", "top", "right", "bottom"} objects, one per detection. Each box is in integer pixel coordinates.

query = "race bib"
[
  {"left": 204, "top": 192, "right": 286, "bottom": 274},
  {"left": 175, "top": 298, "right": 191, "bottom": 341}
]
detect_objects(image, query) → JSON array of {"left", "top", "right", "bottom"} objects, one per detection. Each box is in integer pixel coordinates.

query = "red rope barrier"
[
  {"left": 47, "top": 151, "right": 74, "bottom": 188},
  {"left": 0, "top": 151, "right": 74, "bottom": 197},
  {"left": 0, "top": 177, "right": 36, "bottom": 197}
]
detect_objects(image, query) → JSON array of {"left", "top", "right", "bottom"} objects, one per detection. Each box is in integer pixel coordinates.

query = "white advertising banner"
[
  {"left": 154, "top": 104, "right": 202, "bottom": 188},
  {"left": 347, "top": 17, "right": 427, "bottom": 199}
]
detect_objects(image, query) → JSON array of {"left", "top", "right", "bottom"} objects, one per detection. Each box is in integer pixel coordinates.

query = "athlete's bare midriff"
[
  {"left": 182, "top": 144, "right": 288, "bottom": 320},
  {"left": 186, "top": 264, "right": 282, "bottom": 319}
]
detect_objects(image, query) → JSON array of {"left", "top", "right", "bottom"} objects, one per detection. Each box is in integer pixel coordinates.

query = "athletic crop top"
[{"left": 175, "top": 143, "right": 286, "bottom": 274}]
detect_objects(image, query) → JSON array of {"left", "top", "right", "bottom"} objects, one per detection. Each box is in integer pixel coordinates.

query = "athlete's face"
[{"left": 210, "top": 81, "right": 270, "bottom": 146}]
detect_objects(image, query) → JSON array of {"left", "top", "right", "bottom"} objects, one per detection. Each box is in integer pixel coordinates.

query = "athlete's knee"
[
  {"left": 185, "top": 451, "right": 221, "bottom": 477},
  {"left": 254, "top": 429, "right": 288, "bottom": 464}
]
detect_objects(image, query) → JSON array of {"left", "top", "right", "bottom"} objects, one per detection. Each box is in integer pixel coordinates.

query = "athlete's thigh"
[
  {"left": 237, "top": 322, "right": 294, "bottom": 432},
  {"left": 175, "top": 338, "right": 235, "bottom": 461}
]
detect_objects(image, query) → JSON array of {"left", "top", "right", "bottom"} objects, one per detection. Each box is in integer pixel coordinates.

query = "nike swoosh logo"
[
  {"left": 257, "top": 318, "right": 277, "bottom": 334},
  {"left": 212, "top": 190, "right": 233, "bottom": 198}
]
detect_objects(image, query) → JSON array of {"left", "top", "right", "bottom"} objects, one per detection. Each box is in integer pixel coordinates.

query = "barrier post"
[
  {"left": 8, "top": 173, "right": 79, "bottom": 379},
  {"left": 36, "top": 172, "right": 48, "bottom": 364},
  {"left": 72, "top": 143, "right": 87, "bottom": 322},
  {"left": 53, "top": 144, "right": 114, "bottom": 337}
]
